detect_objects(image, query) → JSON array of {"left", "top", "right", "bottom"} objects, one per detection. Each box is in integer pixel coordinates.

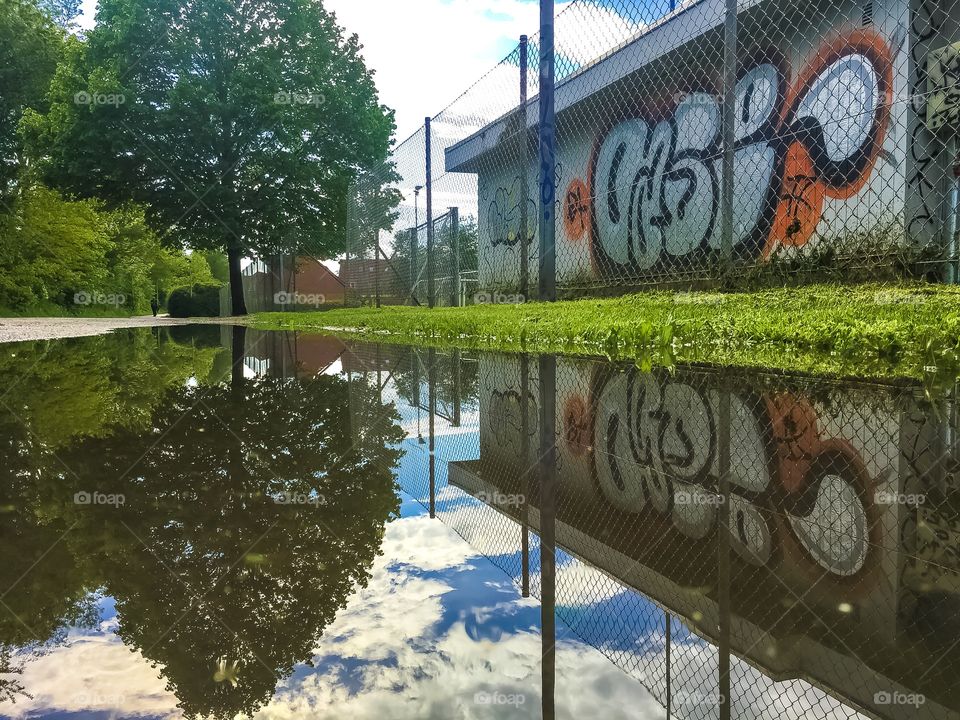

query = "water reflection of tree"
[
  {"left": 0, "top": 330, "right": 214, "bottom": 703},
  {"left": 0, "top": 332, "right": 405, "bottom": 719}
]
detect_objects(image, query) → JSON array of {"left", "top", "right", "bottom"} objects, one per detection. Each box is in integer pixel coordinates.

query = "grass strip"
[{"left": 250, "top": 282, "right": 960, "bottom": 382}]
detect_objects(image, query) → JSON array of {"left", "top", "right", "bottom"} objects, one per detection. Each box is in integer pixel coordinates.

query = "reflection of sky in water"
[{"left": 0, "top": 488, "right": 665, "bottom": 720}]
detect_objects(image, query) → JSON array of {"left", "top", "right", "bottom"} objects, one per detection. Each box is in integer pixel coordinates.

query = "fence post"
[
  {"left": 374, "top": 239, "right": 381, "bottom": 309},
  {"left": 425, "top": 116, "right": 435, "bottom": 309},
  {"left": 720, "top": 0, "right": 737, "bottom": 271},
  {"left": 519, "top": 34, "right": 530, "bottom": 300},
  {"left": 450, "top": 207, "right": 460, "bottom": 307},
  {"left": 538, "top": 0, "right": 557, "bottom": 302}
]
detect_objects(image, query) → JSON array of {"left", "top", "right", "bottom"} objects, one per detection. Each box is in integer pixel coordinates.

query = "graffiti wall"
[{"left": 470, "top": 0, "right": 920, "bottom": 289}]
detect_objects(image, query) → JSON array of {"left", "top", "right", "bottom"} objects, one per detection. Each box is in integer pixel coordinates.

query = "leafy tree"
[
  {"left": 28, "top": 0, "right": 396, "bottom": 315},
  {"left": 199, "top": 250, "right": 231, "bottom": 284},
  {"left": 0, "top": 184, "right": 112, "bottom": 308},
  {"left": 0, "top": 0, "right": 61, "bottom": 203},
  {"left": 34, "top": 0, "right": 81, "bottom": 28}
]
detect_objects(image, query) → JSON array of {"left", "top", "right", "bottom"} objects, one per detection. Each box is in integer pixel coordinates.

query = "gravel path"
[{"left": 0, "top": 316, "right": 240, "bottom": 344}]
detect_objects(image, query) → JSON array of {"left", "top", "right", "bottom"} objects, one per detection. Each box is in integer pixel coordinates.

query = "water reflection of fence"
[{"left": 344, "top": 342, "right": 960, "bottom": 720}]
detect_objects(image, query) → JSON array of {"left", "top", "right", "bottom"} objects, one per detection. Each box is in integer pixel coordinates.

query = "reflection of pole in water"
[
  {"left": 231, "top": 325, "right": 246, "bottom": 391},
  {"left": 718, "top": 382, "right": 732, "bottom": 720},
  {"left": 666, "top": 611, "right": 672, "bottom": 719},
  {"left": 538, "top": 354, "right": 557, "bottom": 720},
  {"left": 452, "top": 349, "right": 462, "bottom": 427},
  {"left": 429, "top": 348, "right": 437, "bottom": 519},
  {"left": 521, "top": 354, "right": 531, "bottom": 598}
]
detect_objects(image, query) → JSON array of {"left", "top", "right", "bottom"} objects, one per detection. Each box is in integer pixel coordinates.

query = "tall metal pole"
[
  {"left": 720, "top": 0, "right": 737, "bottom": 270},
  {"left": 411, "top": 185, "right": 422, "bottom": 305},
  {"left": 538, "top": 2, "right": 557, "bottom": 302},
  {"left": 519, "top": 35, "right": 530, "bottom": 300},
  {"left": 450, "top": 207, "right": 460, "bottom": 307},
  {"left": 374, "top": 239, "right": 381, "bottom": 308},
  {"left": 425, "top": 117, "right": 435, "bottom": 309}
]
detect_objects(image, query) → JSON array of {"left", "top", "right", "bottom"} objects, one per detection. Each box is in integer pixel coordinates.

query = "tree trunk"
[{"left": 227, "top": 245, "right": 248, "bottom": 316}]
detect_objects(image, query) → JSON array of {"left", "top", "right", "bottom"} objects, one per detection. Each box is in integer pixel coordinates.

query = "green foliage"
[
  {"left": 29, "top": 0, "right": 396, "bottom": 313},
  {"left": 0, "top": 184, "right": 110, "bottom": 308},
  {"left": 0, "top": 184, "right": 216, "bottom": 313},
  {"left": 0, "top": 0, "right": 61, "bottom": 201},
  {"left": 253, "top": 282, "right": 960, "bottom": 381},
  {"left": 33, "top": 0, "right": 81, "bottom": 28},
  {"left": 199, "top": 250, "right": 230, "bottom": 284},
  {"left": 168, "top": 282, "right": 223, "bottom": 317}
]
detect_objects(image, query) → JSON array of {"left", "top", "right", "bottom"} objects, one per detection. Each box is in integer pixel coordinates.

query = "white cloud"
[
  {"left": 0, "top": 630, "right": 179, "bottom": 719},
  {"left": 325, "top": 0, "right": 548, "bottom": 141}
]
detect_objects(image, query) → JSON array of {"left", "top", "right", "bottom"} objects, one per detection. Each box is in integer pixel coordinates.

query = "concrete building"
[{"left": 445, "top": 0, "right": 960, "bottom": 291}]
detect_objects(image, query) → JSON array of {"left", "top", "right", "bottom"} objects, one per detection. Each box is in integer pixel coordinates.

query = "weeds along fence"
[{"left": 344, "top": 0, "right": 960, "bottom": 308}]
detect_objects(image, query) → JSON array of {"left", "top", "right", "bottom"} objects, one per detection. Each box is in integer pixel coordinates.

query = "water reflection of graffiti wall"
[
  {"left": 466, "top": 353, "right": 960, "bottom": 719},
  {"left": 460, "top": 0, "right": 929, "bottom": 290}
]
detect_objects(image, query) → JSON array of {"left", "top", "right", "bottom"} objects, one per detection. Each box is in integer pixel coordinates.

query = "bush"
[{"left": 167, "top": 283, "right": 222, "bottom": 318}]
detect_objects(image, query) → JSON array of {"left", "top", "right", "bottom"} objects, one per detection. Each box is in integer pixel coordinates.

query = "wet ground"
[
  {"left": 0, "top": 316, "right": 231, "bottom": 344},
  {"left": 0, "top": 325, "right": 956, "bottom": 720}
]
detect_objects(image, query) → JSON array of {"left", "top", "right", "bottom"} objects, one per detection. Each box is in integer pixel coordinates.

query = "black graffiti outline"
[{"left": 590, "top": 39, "right": 892, "bottom": 277}]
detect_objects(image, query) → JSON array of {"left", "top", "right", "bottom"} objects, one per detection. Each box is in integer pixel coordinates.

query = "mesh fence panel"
[
  {"left": 343, "top": 340, "right": 960, "bottom": 720},
  {"left": 345, "top": 0, "right": 960, "bottom": 303}
]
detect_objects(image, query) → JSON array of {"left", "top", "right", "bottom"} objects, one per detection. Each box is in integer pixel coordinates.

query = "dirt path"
[{"left": 0, "top": 316, "right": 241, "bottom": 343}]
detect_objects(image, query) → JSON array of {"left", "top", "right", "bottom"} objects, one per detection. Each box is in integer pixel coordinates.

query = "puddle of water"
[{"left": 0, "top": 326, "right": 955, "bottom": 720}]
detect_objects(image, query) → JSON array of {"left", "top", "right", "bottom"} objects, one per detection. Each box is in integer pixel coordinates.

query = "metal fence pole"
[
  {"left": 720, "top": 0, "right": 738, "bottom": 271},
  {"left": 374, "top": 239, "right": 381, "bottom": 309},
  {"left": 425, "top": 116, "right": 435, "bottom": 309},
  {"left": 538, "top": 1, "right": 557, "bottom": 302},
  {"left": 519, "top": 34, "right": 530, "bottom": 300},
  {"left": 450, "top": 207, "right": 460, "bottom": 307},
  {"left": 411, "top": 185, "right": 421, "bottom": 305}
]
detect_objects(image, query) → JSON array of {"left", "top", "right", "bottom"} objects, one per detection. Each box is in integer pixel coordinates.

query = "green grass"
[
  {"left": 0, "top": 302, "right": 139, "bottom": 318},
  {"left": 251, "top": 282, "right": 960, "bottom": 381}
]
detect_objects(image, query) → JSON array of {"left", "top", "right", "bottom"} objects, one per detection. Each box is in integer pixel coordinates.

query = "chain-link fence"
[
  {"left": 346, "top": 0, "right": 960, "bottom": 306},
  {"left": 345, "top": 340, "right": 960, "bottom": 720}
]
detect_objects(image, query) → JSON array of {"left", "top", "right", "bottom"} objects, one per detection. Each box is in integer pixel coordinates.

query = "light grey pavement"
[{"left": 0, "top": 316, "right": 241, "bottom": 343}]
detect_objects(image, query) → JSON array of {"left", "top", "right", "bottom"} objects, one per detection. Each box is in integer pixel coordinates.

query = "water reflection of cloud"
[{"left": 0, "top": 511, "right": 664, "bottom": 720}]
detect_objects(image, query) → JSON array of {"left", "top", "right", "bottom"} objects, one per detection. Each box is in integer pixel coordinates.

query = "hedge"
[{"left": 167, "top": 283, "right": 222, "bottom": 318}]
